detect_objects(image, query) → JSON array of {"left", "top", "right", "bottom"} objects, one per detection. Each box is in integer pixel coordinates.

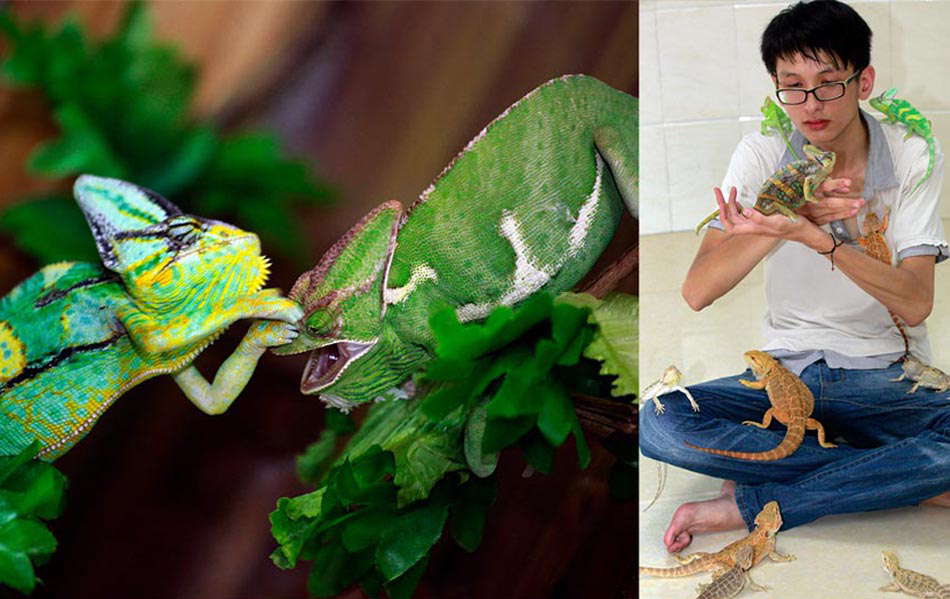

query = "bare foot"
[
  {"left": 663, "top": 480, "right": 745, "bottom": 553},
  {"left": 922, "top": 490, "right": 950, "bottom": 508}
]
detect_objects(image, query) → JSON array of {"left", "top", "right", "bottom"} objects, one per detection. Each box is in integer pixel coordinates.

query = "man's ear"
[{"left": 858, "top": 65, "right": 875, "bottom": 101}]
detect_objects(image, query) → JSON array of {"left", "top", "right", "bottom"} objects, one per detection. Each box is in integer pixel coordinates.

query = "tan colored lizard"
[
  {"left": 880, "top": 550, "right": 950, "bottom": 598},
  {"left": 685, "top": 350, "right": 837, "bottom": 461},
  {"left": 641, "top": 364, "right": 699, "bottom": 414},
  {"left": 640, "top": 500, "right": 795, "bottom": 578},
  {"left": 891, "top": 354, "right": 950, "bottom": 394},
  {"left": 694, "top": 546, "right": 768, "bottom": 599},
  {"left": 857, "top": 209, "right": 911, "bottom": 357}
]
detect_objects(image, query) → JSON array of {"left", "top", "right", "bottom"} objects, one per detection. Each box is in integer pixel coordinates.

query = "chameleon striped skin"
[
  {"left": 870, "top": 88, "right": 936, "bottom": 194},
  {"left": 0, "top": 176, "right": 301, "bottom": 460},
  {"left": 695, "top": 144, "right": 835, "bottom": 233},
  {"left": 274, "top": 74, "right": 637, "bottom": 410},
  {"left": 880, "top": 551, "right": 950, "bottom": 598}
]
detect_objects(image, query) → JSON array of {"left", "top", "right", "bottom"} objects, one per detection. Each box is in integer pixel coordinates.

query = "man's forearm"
[
  {"left": 799, "top": 227, "right": 935, "bottom": 326},
  {"left": 682, "top": 230, "right": 781, "bottom": 310}
]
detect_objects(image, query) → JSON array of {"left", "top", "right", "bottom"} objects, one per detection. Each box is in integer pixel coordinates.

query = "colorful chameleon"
[
  {"left": 0, "top": 175, "right": 302, "bottom": 460},
  {"left": 696, "top": 144, "right": 835, "bottom": 233},
  {"left": 870, "top": 87, "right": 936, "bottom": 194},
  {"left": 273, "top": 74, "right": 638, "bottom": 411}
]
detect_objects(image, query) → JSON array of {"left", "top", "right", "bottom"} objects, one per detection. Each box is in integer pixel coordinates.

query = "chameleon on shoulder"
[
  {"left": 0, "top": 175, "right": 302, "bottom": 460},
  {"left": 272, "top": 74, "right": 637, "bottom": 411}
]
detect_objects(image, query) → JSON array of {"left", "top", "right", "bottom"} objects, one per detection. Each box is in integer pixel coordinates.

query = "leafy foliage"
[
  {"left": 559, "top": 292, "right": 638, "bottom": 397},
  {"left": 0, "top": 1, "right": 332, "bottom": 265},
  {"left": 0, "top": 442, "right": 67, "bottom": 594},
  {"left": 271, "top": 292, "right": 637, "bottom": 597},
  {"left": 760, "top": 96, "right": 801, "bottom": 161}
]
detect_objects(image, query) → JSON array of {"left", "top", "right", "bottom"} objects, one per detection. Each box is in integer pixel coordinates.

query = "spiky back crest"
[{"left": 756, "top": 146, "right": 833, "bottom": 213}]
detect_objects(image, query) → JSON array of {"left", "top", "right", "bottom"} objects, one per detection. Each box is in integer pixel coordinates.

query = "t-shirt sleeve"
[{"left": 889, "top": 133, "right": 948, "bottom": 262}]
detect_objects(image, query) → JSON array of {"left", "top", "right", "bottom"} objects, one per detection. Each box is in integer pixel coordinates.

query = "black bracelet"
[{"left": 817, "top": 231, "right": 845, "bottom": 270}]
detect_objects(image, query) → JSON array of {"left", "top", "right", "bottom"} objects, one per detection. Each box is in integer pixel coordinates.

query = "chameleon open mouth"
[{"left": 301, "top": 341, "right": 372, "bottom": 394}]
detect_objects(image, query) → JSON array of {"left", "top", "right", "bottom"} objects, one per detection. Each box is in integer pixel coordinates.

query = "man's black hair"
[{"left": 761, "top": 0, "right": 871, "bottom": 76}]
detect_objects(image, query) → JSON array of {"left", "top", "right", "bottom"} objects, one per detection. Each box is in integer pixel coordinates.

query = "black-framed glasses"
[{"left": 775, "top": 70, "right": 861, "bottom": 105}]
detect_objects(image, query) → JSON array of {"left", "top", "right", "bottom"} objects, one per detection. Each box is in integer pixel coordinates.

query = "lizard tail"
[
  {"left": 639, "top": 563, "right": 707, "bottom": 578},
  {"left": 910, "top": 137, "right": 935, "bottom": 194},
  {"left": 684, "top": 424, "right": 805, "bottom": 461},
  {"left": 695, "top": 208, "right": 721, "bottom": 235},
  {"left": 890, "top": 311, "right": 910, "bottom": 357}
]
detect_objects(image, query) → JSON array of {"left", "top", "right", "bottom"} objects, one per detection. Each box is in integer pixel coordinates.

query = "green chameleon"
[
  {"left": 760, "top": 96, "right": 800, "bottom": 161},
  {"left": 869, "top": 87, "right": 936, "bottom": 194},
  {"left": 273, "top": 74, "right": 637, "bottom": 411},
  {"left": 695, "top": 144, "right": 835, "bottom": 233},
  {"left": 0, "top": 175, "right": 302, "bottom": 460}
]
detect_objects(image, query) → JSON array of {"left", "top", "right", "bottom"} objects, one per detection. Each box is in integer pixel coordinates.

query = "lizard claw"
[{"left": 247, "top": 320, "right": 300, "bottom": 348}]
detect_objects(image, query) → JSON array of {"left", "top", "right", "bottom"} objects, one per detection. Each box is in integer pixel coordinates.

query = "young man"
[{"left": 639, "top": 0, "right": 949, "bottom": 554}]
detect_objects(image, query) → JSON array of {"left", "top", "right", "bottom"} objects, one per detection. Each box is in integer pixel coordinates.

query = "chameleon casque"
[
  {"left": 870, "top": 88, "right": 936, "bottom": 194},
  {"left": 695, "top": 144, "right": 835, "bottom": 234},
  {"left": 273, "top": 74, "right": 637, "bottom": 411},
  {"left": 0, "top": 175, "right": 302, "bottom": 460}
]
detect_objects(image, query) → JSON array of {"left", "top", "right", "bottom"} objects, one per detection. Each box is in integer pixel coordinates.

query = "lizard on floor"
[
  {"left": 880, "top": 551, "right": 950, "bottom": 599},
  {"left": 856, "top": 209, "right": 910, "bottom": 357},
  {"left": 695, "top": 144, "right": 835, "bottom": 233},
  {"left": 640, "top": 500, "right": 794, "bottom": 578},
  {"left": 0, "top": 175, "right": 302, "bottom": 460},
  {"left": 694, "top": 545, "right": 768, "bottom": 599},
  {"left": 870, "top": 88, "right": 936, "bottom": 194},
  {"left": 685, "top": 350, "right": 837, "bottom": 461}
]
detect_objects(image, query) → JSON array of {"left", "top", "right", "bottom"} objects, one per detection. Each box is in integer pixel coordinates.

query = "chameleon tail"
[
  {"left": 781, "top": 131, "right": 801, "bottom": 161},
  {"left": 909, "top": 136, "right": 935, "bottom": 195},
  {"left": 695, "top": 208, "right": 721, "bottom": 235}
]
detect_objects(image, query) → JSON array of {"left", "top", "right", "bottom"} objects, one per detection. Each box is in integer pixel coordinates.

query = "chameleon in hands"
[{"left": 0, "top": 175, "right": 302, "bottom": 460}]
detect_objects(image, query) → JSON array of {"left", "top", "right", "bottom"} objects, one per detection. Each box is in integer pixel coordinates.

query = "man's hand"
[
  {"left": 795, "top": 177, "right": 863, "bottom": 226},
  {"left": 715, "top": 186, "right": 814, "bottom": 242}
]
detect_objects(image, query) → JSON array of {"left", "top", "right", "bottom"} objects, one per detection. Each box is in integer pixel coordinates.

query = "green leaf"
[
  {"left": 560, "top": 292, "right": 638, "bottom": 396},
  {"left": 0, "top": 548, "right": 34, "bottom": 594},
  {"left": 536, "top": 382, "right": 573, "bottom": 447},
  {"left": 384, "top": 554, "right": 429, "bottom": 599},
  {"left": 340, "top": 508, "right": 395, "bottom": 553},
  {"left": 520, "top": 432, "right": 555, "bottom": 475},
  {"left": 296, "top": 430, "right": 338, "bottom": 486},
  {"left": 306, "top": 542, "right": 372, "bottom": 598},
  {"left": 449, "top": 476, "right": 496, "bottom": 553},
  {"left": 325, "top": 408, "right": 356, "bottom": 435},
  {"left": 0, "top": 194, "right": 99, "bottom": 263},
  {"left": 30, "top": 104, "right": 127, "bottom": 178},
  {"left": 375, "top": 498, "right": 450, "bottom": 581}
]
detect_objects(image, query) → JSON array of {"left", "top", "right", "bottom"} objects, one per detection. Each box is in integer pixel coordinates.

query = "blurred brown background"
[{"left": 0, "top": 2, "right": 636, "bottom": 598}]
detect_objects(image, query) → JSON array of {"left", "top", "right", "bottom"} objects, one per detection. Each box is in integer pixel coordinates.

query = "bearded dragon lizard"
[
  {"left": 0, "top": 175, "right": 302, "bottom": 460},
  {"left": 685, "top": 350, "right": 837, "bottom": 461},
  {"left": 640, "top": 500, "right": 794, "bottom": 578},
  {"left": 870, "top": 88, "right": 936, "bottom": 194},
  {"left": 880, "top": 551, "right": 950, "bottom": 598},
  {"left": 272, "top": 74, "right": 637, "bottom": 411},
  {"left": 641, "top": 364, "right": 699, "bottom": 414},
  {"left": 695, "top": 144, "right": 835, "bottom": 233},
  {"left": 857, "top": 209, "right": 910, "bottom": 357},
  {"left": 694, "top": 546, "right": 768, "bottom": 599},
  {"left": 891, "top": 354, "right": 950, "bottom": 394}
]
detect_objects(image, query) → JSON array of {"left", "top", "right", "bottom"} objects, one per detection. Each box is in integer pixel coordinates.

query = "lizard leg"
[
  {"left": 742, "top": 408, "right": 774, "bottom": 428},
  {"left": 766, "top": 550, "right": 796, "bottom": 562},
  {"left": 172, "top": 320, "right": 299, "bottom": 415},
  {"left": 891, "top": 373, "right": 907, "bottom": 382},
  {"left": 806, "top": 418, "right": 838, "bottom": 448},
  {"left": 745, "top": 572, "right": 770, "bottom": 592},
  {"left": 739, "top": 378, "right": 767, "bottom": 390},
  {"left": 652, "top": 397, "right": 666, "bottom": 414},
  {"left": 672, "top": 385, "right": 700, "bottom": 412},
  {"left": 879, "top": 582, "right": 900, "bottom": 592},
  {"left": 908, "top": 382, "right": 921, "bottom": 394}
]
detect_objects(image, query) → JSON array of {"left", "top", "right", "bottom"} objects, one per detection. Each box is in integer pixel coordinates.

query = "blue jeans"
[{"left": 639, "top": 360, "right": 950, "bottom": 531}]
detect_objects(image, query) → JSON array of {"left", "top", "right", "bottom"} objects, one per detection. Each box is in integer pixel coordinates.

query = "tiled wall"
[{"left": 640, "top": 0, "right": 950, "bottom": 234}]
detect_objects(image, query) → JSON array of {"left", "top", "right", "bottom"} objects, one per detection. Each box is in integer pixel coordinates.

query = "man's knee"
[{"left": 639, "top": 390, "right": 698, "bottom": 460}]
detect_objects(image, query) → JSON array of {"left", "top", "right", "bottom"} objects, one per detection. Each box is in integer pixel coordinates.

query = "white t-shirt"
[{"left": 711, "top": 109, "right": 946, "bottom": 371}]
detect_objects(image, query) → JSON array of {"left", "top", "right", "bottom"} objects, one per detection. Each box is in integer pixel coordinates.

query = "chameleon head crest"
[
  {"left": 73, "top": 175, "right": 270, "bottom": 321},
  {"left": 274, "top": 201, "right": 417, "bottom": 409}
]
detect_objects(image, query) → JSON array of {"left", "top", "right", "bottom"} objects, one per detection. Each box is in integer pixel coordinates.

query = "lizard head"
[
  {"left": 74, "top": 175, "right": 270, "bottom": 315},
  {"left": 754, "top": 500, "right": 783, "bottom": 535},
  {"left": 742, "top": 350, "right": 777, "bottom": 378},
  {"left": 869, "top": 87, "right": 898, "bottom": 112},
  {"left": 802, "top": 144, "right": 836, "bottom": 175},
  {"left": 881, "top": 551, "right": 900, "bottom": 574},
  {"left": 272, "top": 201, "right": 426, "bottom": 411}
]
